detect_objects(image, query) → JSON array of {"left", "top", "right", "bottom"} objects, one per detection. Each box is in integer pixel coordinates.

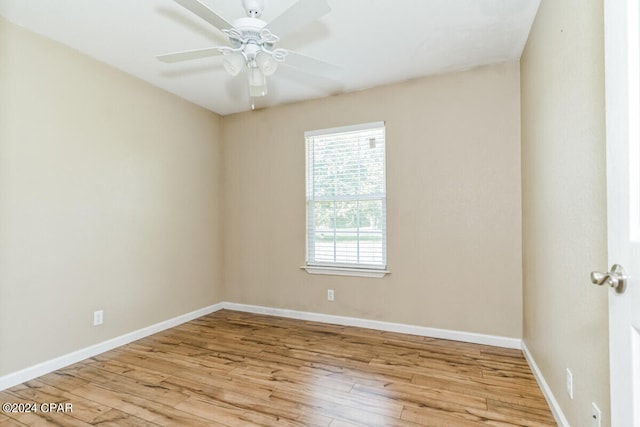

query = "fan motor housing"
[
  {"left": 230, "top": 17, "right": 269, "bottom": 47},
  {"left": 233, "top": 17, "right": 267, "bottom": 33}
]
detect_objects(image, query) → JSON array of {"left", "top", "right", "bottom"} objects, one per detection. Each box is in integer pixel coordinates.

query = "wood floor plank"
[
  {"left": 411, "top": 372, "right": 550, "bottom": 409},
  {"left": 351, "top": 382, "right": 489, "bottom": 416},
  {"left": 401, "top": 405, "right": 491, "bottom": 427},
  {"left": 486, "top": 399, "right": 557, "bottom": 425},
  {"left": 328, "top": 420, "right": 363, "bottom": 427},
  {"left": 270, "top": 388, "right": 422, "bottom": 427},
  {"left": 1, "top": 310, "right": 556, "bottom": 426},
  {"left": 0, "top": 412, "right": 26, "bottom": 427},
  {"left": 4, "top": 380, "right": 111, "bottom": 425},
  {"left": 160, "top": 374, "right": 331, "bottom": 426},
  {"left": 67, "top": 382, "right": 211, "bottom": 427},
  {"left": 0, "top": 418, "right": 28, "bottom": 427}
]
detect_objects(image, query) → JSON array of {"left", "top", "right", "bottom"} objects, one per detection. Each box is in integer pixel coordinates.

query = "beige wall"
[
  {"left": 223, "top": 62, "right": 523, "bottom": 338},
  {"left": 0, "top": 19, "right": 224, "bottom": 376},
  {"left": 520, "top": 0, "right": 610, "bottom": 425}
]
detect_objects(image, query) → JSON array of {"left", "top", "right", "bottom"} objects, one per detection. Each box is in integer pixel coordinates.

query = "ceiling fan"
[{"left": 158, "top": 0, "right": 339, "bottom": 103}]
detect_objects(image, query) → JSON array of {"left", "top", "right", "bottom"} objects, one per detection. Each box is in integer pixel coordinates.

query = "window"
[{"left": 304, "top": 121, "right": 388, "bottom": 277}]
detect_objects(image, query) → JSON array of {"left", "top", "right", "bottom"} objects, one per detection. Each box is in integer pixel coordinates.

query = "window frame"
[{"left": 302, "top": 121, "right": 390, "bottom": 278}]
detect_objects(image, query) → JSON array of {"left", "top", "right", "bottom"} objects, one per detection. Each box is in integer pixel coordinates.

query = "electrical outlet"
[
  {"left": 566, "top": 368, "right": 574, "bottom": 399},
  {"left": 93, "top": 310, "right": 104, "bottom": 326},
  {"left": 327, "top": 289, "right": 334, "bottom": 301},
  {"left": 591, "top": 402, "right": 601, "bottom": 427}
]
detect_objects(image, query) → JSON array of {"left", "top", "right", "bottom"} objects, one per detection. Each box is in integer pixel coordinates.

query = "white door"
[{"left": 604, "top": 0, "right": 640, "bottom": 425}]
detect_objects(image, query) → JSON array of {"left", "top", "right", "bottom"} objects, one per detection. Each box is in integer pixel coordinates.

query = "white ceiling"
[{"left": 0, "top": 0, "right": 540, "bottom": 116}]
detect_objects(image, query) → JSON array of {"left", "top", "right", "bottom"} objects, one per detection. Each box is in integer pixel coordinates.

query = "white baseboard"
[
  {"left": 0, "top": 303, "right": 224, "bottom": 391},
  {"left": 522, "top": 342, "right": 570, "bottom": 427},
  {"left": 223, "top": 302, "right": 522, "bottom": 349},
  {"left": 1, "top": 301, "right": 523, "bottom": 392}
]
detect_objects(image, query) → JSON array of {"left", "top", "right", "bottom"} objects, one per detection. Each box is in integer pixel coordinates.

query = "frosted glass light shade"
[
  {"left": 223, "top": 53, "right": 246, "bottom": 76},
  {"left": 256, "top": 52, "right": 278, "bottom": 76}
]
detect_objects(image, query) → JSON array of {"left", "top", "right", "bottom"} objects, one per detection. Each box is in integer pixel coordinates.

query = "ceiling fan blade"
[
  {"left": 173, "top": 0, "right": 233, "bottom": 32},
  {"left": 284, "top": 50, "right": 341, "bottom": 81},
  {"left": 157, "top": 47, "right": 223, "bottom": 63},
  {"left": 266, "top": 0, "right": 330, "bottom": 40}
]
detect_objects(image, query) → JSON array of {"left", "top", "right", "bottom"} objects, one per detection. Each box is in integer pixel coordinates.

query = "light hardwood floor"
[{"left": 0, "top": 310, "right": 556, "bottom": 426}]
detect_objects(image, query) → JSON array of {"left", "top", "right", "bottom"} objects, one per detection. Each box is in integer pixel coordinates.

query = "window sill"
[{"left": 301, "top": 265, "right": 390, "bottom": 278}]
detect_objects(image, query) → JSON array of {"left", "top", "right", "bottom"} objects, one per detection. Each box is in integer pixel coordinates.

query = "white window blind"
[{"left": 305, "top": 121, "right": 387, "bottom": 270}]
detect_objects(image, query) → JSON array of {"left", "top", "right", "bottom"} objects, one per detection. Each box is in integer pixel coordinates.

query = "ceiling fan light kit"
[
  {"left": 158, "top": 0, "right": 338, "bottom": 104},
  {"left": 218, "top": 21, "right": 287, "bottom": 96}
]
